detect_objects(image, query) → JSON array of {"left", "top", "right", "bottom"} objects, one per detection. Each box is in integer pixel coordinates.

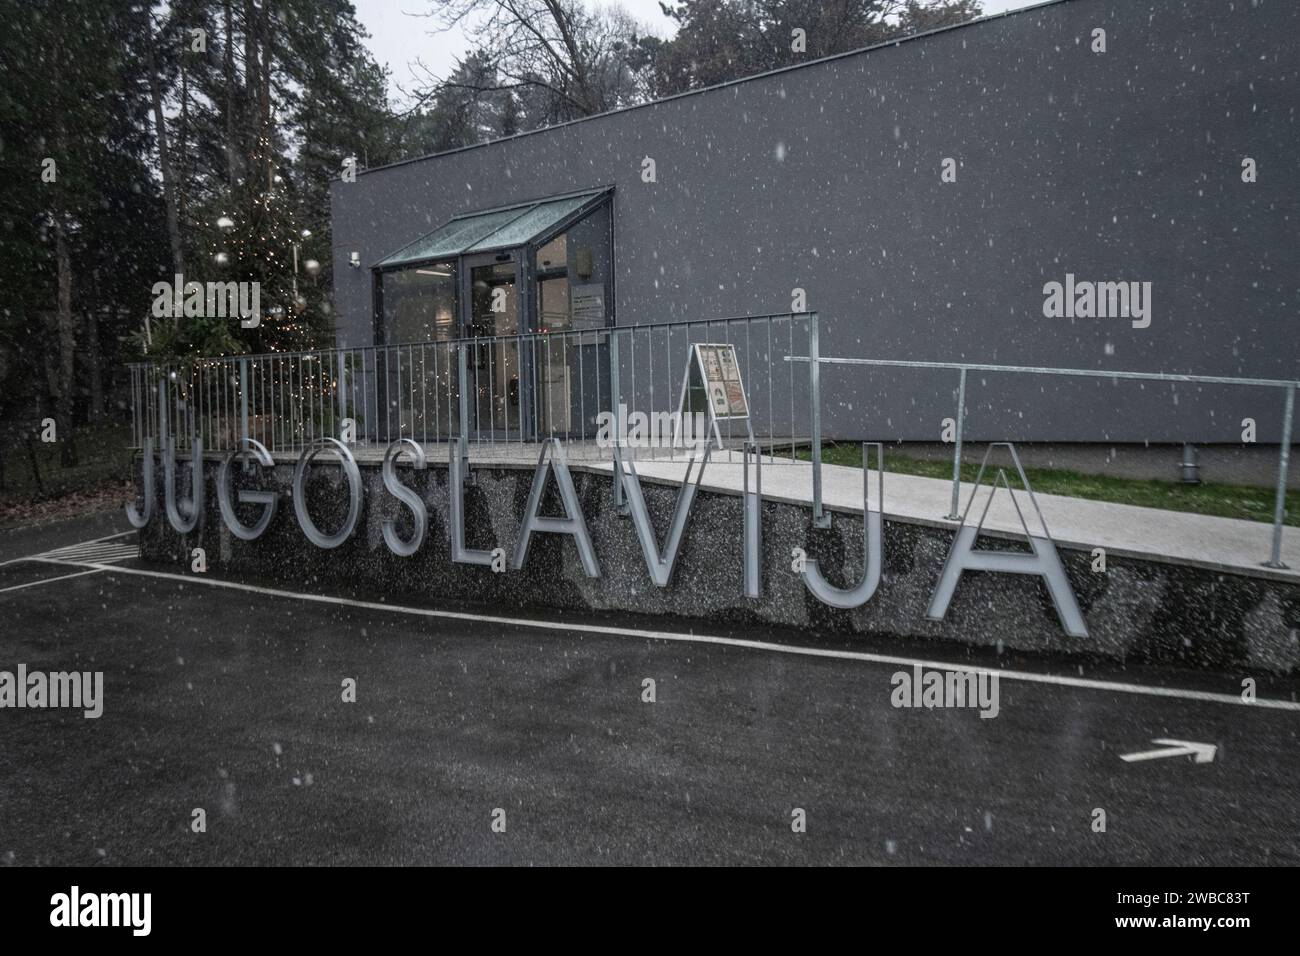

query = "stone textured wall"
[{"left": 136, "top": 457, "right": 1300, "bottom": 674}]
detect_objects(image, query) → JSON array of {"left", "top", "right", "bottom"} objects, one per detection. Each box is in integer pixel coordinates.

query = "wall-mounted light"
[{"left": 349, "top": 251, "right": 361, "bottom": 269}]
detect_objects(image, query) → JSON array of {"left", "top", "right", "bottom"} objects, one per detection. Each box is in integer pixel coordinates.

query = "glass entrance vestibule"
[{"left": 372, "top": 188, "right": 613, "bottom": 443}]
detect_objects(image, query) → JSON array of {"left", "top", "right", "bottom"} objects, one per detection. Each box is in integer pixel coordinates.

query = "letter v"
[{"left": 619, "top": 446, "right": 710, "bottom": 586}]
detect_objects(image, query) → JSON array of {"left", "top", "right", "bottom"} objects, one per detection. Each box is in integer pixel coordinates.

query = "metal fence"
[
  {"left": 126, "top": 315, "right": 1296, "bottom": 568},
  {"left": 790, "top": 354, "right": 1297, "bottom": 569},
  {"left": 127, "top": 311, "right": 821, "bottom": 466}
]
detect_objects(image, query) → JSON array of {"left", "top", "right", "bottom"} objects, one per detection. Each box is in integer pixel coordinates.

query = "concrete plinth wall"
[{"left": 136, "top": 456, "right": 1300, "bottom": 674}]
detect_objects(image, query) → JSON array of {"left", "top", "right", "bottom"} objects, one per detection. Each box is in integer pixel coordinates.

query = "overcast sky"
[{"left": 352, "top": 0, "right": 1044, "bottom": 108}]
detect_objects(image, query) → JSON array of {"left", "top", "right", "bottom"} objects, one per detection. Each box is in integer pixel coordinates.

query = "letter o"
[{"left": 292, "top": 437, "right": 362, "bottom": 548}]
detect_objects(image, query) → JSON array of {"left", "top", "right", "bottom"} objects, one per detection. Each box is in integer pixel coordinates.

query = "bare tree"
[
  {"left": 410, "top": 0, "right": 649, "bottom": 124},
  {"left": 651, "top": 0, "right": 982, "bottom": 97},
  {"left": 144, "top": 8, "right": 186, "bottom": 281}
]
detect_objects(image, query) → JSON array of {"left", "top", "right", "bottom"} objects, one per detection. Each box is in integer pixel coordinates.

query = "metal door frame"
[{"left": 459, "top": 250, "right": 526, "bottom": 440}]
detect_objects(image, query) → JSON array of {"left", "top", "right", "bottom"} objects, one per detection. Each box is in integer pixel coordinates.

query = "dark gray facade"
[{"left": 331, "top": 0, "right": 1300, "bottom": 442}]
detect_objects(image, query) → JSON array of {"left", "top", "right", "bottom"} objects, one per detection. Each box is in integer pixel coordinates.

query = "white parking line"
[
  {"left": 0, "top": 529, "right": 136, "bottom": 568},
  {"left": 33, "top": 556, "right": 1300, "bottom": 713},
  {"left": 0, "top": 567, "right": 105, "bottom": 595}
]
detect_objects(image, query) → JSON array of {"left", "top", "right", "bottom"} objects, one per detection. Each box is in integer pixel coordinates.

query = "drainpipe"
[{"left": 1179, "top": 442, "right": 1200, "bottom": 485}]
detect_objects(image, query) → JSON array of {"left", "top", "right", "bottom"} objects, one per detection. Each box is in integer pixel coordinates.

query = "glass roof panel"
[
  {"left": 375, "top": 190, "right": 606, "bottom": 268},
  {"left": 463, "top": 194, "right": 594, "bottom": 253},
  {"left": 375, "top": 207, "right": 529, "bottom": 267}
]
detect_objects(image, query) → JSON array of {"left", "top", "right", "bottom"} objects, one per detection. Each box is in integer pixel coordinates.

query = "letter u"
[{"left": 164, "top": 435, "right": 204, "bottom": 533}]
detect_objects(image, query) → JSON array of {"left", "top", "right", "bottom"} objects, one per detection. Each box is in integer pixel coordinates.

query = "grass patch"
[
  {"left": 796, "top": 443, "right": 1298, "bottom": 527},
  {"left": 1, "top": 423, "right": 135, "bottom": 505}
]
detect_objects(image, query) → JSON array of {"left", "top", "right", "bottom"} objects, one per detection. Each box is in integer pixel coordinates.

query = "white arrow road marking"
[{"left": 1120, "top": 739, "right": 1217, "bottom": 764}]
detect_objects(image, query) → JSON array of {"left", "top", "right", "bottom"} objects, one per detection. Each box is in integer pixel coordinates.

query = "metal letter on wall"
[
  {"left": 382, "top": 439, "right": 427, "bottom": 557},
  {"left": 292, "top": 437, "right": 362, "bottom": 549},
  {"left": 449, "top": 444, "right": 494, "bottom": 566},
  {"left": 217, "top": 439, "right": 279, "bottom": 541},
  {"left": 743, "top": 441, "right": 761, "bottom": 598},
  {"left": 125, "top": 437, "right": 155, "bottom": 528},
  {"left": 512, "top": 439, "right": 600, "bottom": 577},
  {"left": 619, "top": 447, "right": 710, "bottom": 587},
  {"left": 801, "top": 443, "right": 884, "bottom": 609},
  {"left": 163, "top": 435, "right": 204, "bottom": 534},
  {"left": 926, "top": 442, "right": 1088, "bottom": 638}
]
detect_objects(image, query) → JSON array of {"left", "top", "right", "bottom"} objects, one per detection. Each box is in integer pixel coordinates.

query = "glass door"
[{"left": 461, "top": 252, "right": 522, "bottom": 439}]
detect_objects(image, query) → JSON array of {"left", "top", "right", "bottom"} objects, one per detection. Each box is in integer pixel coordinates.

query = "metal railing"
[
  {"left": 128, "top": 311, "right": 822, "bottom": 467},
  {"left": 127, "top": 320, "right": 1297, "bottom": 569},
  {"left": 789, "top": 355, "right": 1297, "bottom": 569}
]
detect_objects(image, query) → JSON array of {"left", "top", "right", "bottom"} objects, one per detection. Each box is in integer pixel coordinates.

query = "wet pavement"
[{"left": 0, "top": 514, "right": 1298, "bottom": 866}]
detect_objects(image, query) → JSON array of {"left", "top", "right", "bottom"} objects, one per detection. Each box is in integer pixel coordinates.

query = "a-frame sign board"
[{"left": 674, "top": 343, "right": 752, "bottom": 450}]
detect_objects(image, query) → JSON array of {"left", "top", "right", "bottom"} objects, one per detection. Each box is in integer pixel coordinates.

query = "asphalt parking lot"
[{"left": 1, "top": 513, "right": 1298, "bottom": 866}]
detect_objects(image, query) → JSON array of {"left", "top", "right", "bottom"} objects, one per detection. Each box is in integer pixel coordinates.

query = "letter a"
[
  {"left": 926, "top": 444, "right": 1088, "bottom": 637},
  {"left": 50, "top": 893, "right": 70, "bottom": 927},
  {"left": 512, "top": 439, "right": 600, "bottom": 577}
]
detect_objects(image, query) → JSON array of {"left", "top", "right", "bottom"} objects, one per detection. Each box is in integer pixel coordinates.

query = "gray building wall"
[{"left": 331, "top": 0, "right": 1300, "bottom": 442}]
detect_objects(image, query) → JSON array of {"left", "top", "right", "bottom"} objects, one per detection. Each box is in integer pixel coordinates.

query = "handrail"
[
  {"left": 786, "top": 354, "right": 1300, "bottom": 390},
  {"left": 789, "top": 353, "right": 1296, "bottom": 569},
  {"left": 125, "top": 313, "right": 826, "bottom": 513},
  {"left": 127, "top": 312, "right": 818, "bottom": 370}
]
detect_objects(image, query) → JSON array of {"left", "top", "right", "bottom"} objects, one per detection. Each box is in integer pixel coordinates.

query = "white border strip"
[
  {"left": 0, "top": 530, "right": 136, "bottom": 569},
  {"left": 0, "top": 567, "right": 104, "bottom": 595},
  {"left": 30, "top": 557, "right": 1300, "bottom": 713}
]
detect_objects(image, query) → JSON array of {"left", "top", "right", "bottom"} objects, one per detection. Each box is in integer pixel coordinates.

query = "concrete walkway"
[
  {"left": 239, "top": 440, "right": 1298, "bottom": 582},
  {"left": 585, "top": 457, "right": 1300, "bottom": 583}
]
